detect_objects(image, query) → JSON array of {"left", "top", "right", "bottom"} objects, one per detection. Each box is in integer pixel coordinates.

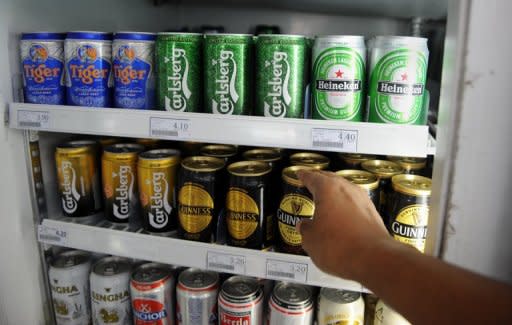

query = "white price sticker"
[
  {"left": 311, "top": 128, "right": 358, "bottom": 152},
  {"left": 207, "top": 251, "right": 246, "bottom": 274},
  {"left": 150, "top": 117, "right": 191, "bottom": 139},
  {"left": 266, "top": 259, "right": 308, "bottom": 282},
  {"left": 37, "top": 224, "right": 67, "bottom": 245},
  {"left": 18, "top": 110, "right": 50, "bottom": 129}
]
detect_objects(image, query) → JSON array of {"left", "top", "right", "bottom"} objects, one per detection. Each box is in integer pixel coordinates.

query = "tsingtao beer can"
[
  {"left": 374, "top": 299, "right": 411, "bottom": 325},
  {"left": 131, "top": 262, "right": 175, "bottom": 325},
  {"left": 317, "top": 288, "right": 365, "bottom": 325},
  {"left": 156, "top": 32, "right": 202, "bottom": 112},
  {"left": 268, "top": 282, "right": 314, "bottom": 325},
  {"left": 176, "top": 268, "right": 219, "bottom": 325},
  {"left": 204, "top": 34, "right": 253, "bottom": 115},
  {"left": 335, "top": 169, "right": 380, "bottom": 210},
  {"left": 56, "top": 140, "right": 102, "bottom": 218},
  {"left": 138, "top": 149, "right": 181, "bottom": 232},
  {"left": 218, "top": 276, "right": 264, "bottom": 325},
  {"left": 312, "top": 36, "right": 366, "bottom": 121},
  {"left": 49, "top": 250, "right": 92, "bottom": 325},
  {"left": 90, "top": 256, "right": 132, "bottom": 325},
  {"left": 290, "top": 152, "right": 330, "bottom": 170}
]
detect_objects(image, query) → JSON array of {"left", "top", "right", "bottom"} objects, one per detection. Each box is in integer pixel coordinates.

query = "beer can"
[
  {"left": 156, "top": 32, "right": 202, "bottom": 112},
  {"left": 367, "top": 36, "right": 429, "bottom": 125},
  {"left": 386, "top": 156, "right": 427, "bottom": 175},
  {"left": 136, "top": 138, "right": 161, "bottom": 150},
  {"left": 20, "top": 32, "right": 66, "bottom": 104},
  {"left": 204, "top": 34, "right": 253, "bottom": 115},
  {"left": 102, "top": 143, "right": 144, "bottom": 223},
  {"left": 218, "top": 276, "right": 264, "bottom": 325},
  {"left": 90, "top": 256, "right": 132, "bottom": 325},
  {"left": 242, "top": 148, "right": 282, "bottom": 171},
  {"left": 200, "top": 144, "right": 238, "bottom": 164},
  {"left": 312, "top": 35, "right": 366, "bottom": 121},
  {"left": 337, "top": 153, "right": 377, "bottom": 170},
  {"left": 56, "top": 140, "right": 102, "bottom": 218},
  {"left": 268, "top": 282, "right": 314, "bottom": 325},
  {"left": 65, "top": 31, "right": 113, "bottom": 107},
  {"left": 226, "top": 161, "right": 272, "bottom": 249},
  {"left": 277, "top": 166, "right": 315, "bottom": 255},
  {"left": 138, "top": 149, "right": 181, "bottom": 232},
  {"left": 335, "top": 169, "right": 380, "bottom": 209},
  {"left": 131, "top": 262, "right": 175, "bottom": 324},
  {"left": 388, "top": 174, "right": 431, "bottom": 253},
  {"left": 374, "top": 299, "right": 410, "bottom": 325},
  {"left": 317, "top": 288, "right": 365, "bottom": 325},
  {"left": 177, "top": 156, "right": 225, "bottom": 242},
  {"left": 176, "top": 268, "right": 219, "bottom": 325},
  {"left": 255, "top": 34, "right": 307, "bottom": 118},
  {"left": 255, "top": 25, "right": 281, "bottom": 35},
  {"left": 112, "top": 32, "right": 156, "bottom": 109},
  {"left": 290, "top": 152, "right": 330, "bottom": 170},
  {"left": 49, "top": 250, "right": 92, "bottom": 325}
]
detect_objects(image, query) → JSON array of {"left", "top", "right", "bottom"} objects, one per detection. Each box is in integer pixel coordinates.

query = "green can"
[
  {"left": 156, "top": 32, "right": 202, "bottom": 112},
  {"left": 255, "top": 34, "right": 307, "bottom": 118},
  {"left": 367, "top": 36, "right": 429, "bottom": 124},
  {"left": 204, "top": 34, "right": 253, "bottom": 115},
  {"left": 312, "top": 36, "right": 366, "bottom": 121}
]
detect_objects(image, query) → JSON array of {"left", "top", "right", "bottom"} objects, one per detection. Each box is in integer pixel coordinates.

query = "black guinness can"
[
  {"left": 335, "top": 169, "right": 380, "bottom": 210},
  {"left": 290, "top": 152, "right": 330, "bottom": 170},
  {"left": 337, "top": 153, "right": 377, "bottom": 170},
  {"left": 387, "top": 156, "right": 427, "bottom": 175},
  {"left": 200, "top": 144, "right": 238, "bottom": 165}
]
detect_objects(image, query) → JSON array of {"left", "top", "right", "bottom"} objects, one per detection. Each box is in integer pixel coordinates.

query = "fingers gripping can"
[
  {"left": 335, "top": 169, "right": 380, "bottom": 210},
  {"left": 218, "top": 276, "right": 264, "bottom": 325},
  {"left": 268, "top": 282, "right": 314, "bottom": 325},
  {"left": 317, "top": 288, "right": 365, "bottom": 325}
]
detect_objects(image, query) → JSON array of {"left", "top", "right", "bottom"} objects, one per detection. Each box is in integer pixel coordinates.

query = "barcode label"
[
  {"left": 37, "top": 225, "right": 67, "bottom": 245},
  {"left": 207, "top": 251, "right": 246, "bottom": 274},
  {"left": 311, "top": 128, "right": 358, "bottom": 152},
  {"left": 18, "top": 110, "right": 50, "bottom": 129},
  {"left": 266, "top": 259, "right": 308, "bottom": 282},
  {"left": 151, "top": 130, "right": 179, "bottom": 137},
  {"left": 150, "top": 117, "right": 191, "bottom": 139}
]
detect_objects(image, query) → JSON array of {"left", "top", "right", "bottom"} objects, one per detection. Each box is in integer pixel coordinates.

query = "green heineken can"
[
  {"left": 204, "top": 34, "right": 253, "bottom": 115},
  {"left": 156, "top": 32, "right": 202, "bottom": 112},
  {"left": 255, "top": 34, "right": 307, "bottom": 118},
  {"left": 367, "top": 36, "right": 429, "bottom": 124},
  {"left": 312, "top": 35, "right": 366, "bottom": 121}
]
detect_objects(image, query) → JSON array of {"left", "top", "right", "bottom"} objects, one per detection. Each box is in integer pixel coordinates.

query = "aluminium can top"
[
  {"left": 21, "top": 32, "right": 65, "bottom": 40},
  {"left": 51, "top": 250, "right": 90, "bottom": 268},
  {"left": 314, "top": 35, "right": 365, "bottom": 47},
  {"left": 66, "top": 31, "right": 113, "bottom": 41},
  {"left": 92, "top": 256, "right": 132, "bottom": 276},
  {"left": 320, "top": 287, "right": 361, "bottom": 304},
  {"left": 131, "top": 262, "right": 173, "bottom": 283},
  {"left": 221, "top": 275, "right": 261, "bottom": 300},
  {"left": 178, "top": 268, "right": 219, "bottom": 290},
  {"left": 371, "top": 35, "right": 428, "bottom": 50},
  {"left": 272, "top": 282, "right": 313, "bottom": 306},
  {"left": 114, "top": 32, "right": 156, "bottom": 41}
]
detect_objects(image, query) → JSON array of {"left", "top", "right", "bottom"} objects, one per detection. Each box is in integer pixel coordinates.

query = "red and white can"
[
  {"left": 268, "top": 282, "right": 314, "bottom": 325},
  {"left": 218, "top": 275, "right": 264, "bottom": 325},
  {"left": 176, "top": 268, "right": 219, "bottom": 325},
  {"left": 130, "top": 262, "right": 175, "bottom": 325}
]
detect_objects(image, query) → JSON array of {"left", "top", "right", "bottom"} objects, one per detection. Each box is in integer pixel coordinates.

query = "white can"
[
  {"left": 317, "top": 288, "right": 365, "bottom": 325},
  {"left": 48, "top": 250, "right": 92, "bottom": 325},
  {"left": 90, "top": 256, "right": 132, "bottom": 325},
  {"left": 373, "top": 299, "right": 411, "bottom": 325},
  {"left": 268, "top": 282, "right": 314, "bottom": 325},
  {"left": 218, "top": 275, "right": 264, "bottom": 325}
]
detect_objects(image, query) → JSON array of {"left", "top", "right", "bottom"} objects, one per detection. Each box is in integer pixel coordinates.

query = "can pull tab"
[
  {"left": 104, "top": 263, "right": 118, "bottom": 275},
  {"left": 64, "top": 257, "right": 75, "bottom": 267}
]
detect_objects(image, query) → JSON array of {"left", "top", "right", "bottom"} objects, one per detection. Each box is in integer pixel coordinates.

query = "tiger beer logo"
[
  {"left": 61, "top": 160, "right": 81, "bottom": 214},
  {"left": 391, "top": 204, "right": 428, "bottom": 252},
  {"left": 226, "top": 189, "right": 259, "bottom": 240},
  {"left": 113, "top": 45, "right": 149, "bottom": 85},
  {"left": 133, "top": 299, "right": 168, "bottom": 323},
  {"left": 277, "top": 194, "right": 314, "bottom": 246},
  {"left": 212, "top": 50, "right": 239, "bottom": 114},
  {"left": 69, "top": 44, "right": 110, "bottom": 85},
  {"left": 264, "top": 51, "right": 291, "bottom": 117},
  {"left": 23, "top": 44, "right": 62, "bottom": 84},
  {"left": 165, "top": 48, "right": 191, "bottom": 111},
  {"left": 178, "top": 184, "right": 214, "bottom": 233},
  {"left": 92, "top": 289, "right": 130, "bottom": 302},
  {"left": 148, "top": 172, "right": 172, "bottom": 229},
  {"left": 113, "top": 165, "right": 134, "bottom": 220}
]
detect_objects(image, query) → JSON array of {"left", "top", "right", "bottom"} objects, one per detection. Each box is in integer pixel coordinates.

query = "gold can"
[
  {"left": 338, "top": 153, "right": 377, "bottom": 170},
  {"left": 289, "top": 152, "right": 330, "bottom": 170},
  {"left": 200, "top": 144, "right": 238, "bottom": 164},
  {"left": 102, "top": 143, "right": 145, "bottom": 223},
  {"left": 137, "top": 149, "right": 181, "bottom": 232},
  {"left": 388, "top": 174, "right": 431, "bottom": 253},
  {"left": 136, "top": 138, "right": 161, "bottom": 150},
  {"left": 55, "top": 140, "right": 102, "bottom": 217},
  {"left": 335, "top": 169, "right": 380, "bottom": 209},
  {"left": 387, "top": 156, "right": 427, "bottom": 175}
]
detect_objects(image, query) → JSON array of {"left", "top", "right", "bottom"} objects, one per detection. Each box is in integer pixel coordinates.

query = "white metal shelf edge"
[
  {"left": 10, "top": 103, "right": 432, "bottom": 157},
  {"left": 38, "top": 218, "right": 364, "bottom": 292}
]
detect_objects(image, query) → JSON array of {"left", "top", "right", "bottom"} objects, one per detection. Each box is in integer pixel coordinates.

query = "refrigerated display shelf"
[
  {"left": 37, "top": 217, "right": 366, "bottom": 292},
  {"left": 9, "top": 103, "right": 435, "bottom": 157}
]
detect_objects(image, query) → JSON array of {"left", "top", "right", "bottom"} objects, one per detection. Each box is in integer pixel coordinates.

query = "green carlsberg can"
[
  {"left": 255, "top": 34, "right": 307, "bottom": 118},
  {"left": 156, "top": 33, "right": 202, "bottom": 112},
  {"left": 204, "top": 34, "right": 253, "bottom": 115},
  {"left": 312, "top": 35, "right": 366, "bottom": 121},
  {"left": 367, "top": 36, "right": 429, "bottom": 124}
]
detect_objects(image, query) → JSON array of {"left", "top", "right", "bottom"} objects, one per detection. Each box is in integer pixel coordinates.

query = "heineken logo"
[
  {"left": 377, "top": 81, "right": 424, "bottom": 96},
  {"left": 149, "top": 172, "right": 172, "bottom": 229},
  {"left": 316, "top": 79, "right": 362, "bottom": 92},
  {"left": 264, "top": 51, "right": 291, "bottom": 117},
  {"left": 165, "top": 48, "right": 191, "bottom": 112},
  {"left": 61, "top": 161, "right": 80, "bottom": 214},
  {"left": 113, "top": 165, "right": 133, "bottom": 220},
  {"left": 212, "top": 50, "right": 239, "bottom": 114}
]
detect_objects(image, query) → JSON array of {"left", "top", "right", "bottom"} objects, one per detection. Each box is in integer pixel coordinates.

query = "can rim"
[
  {"left": 258, "top": 34, "right": 306, "bottom": 38},
  {"left": 227, "top": 160, "right": 271, "bottom": 176},
  {"left": 372, "top": 35, "right": 428, "bottom": 47},
  {"left": 391, "top": 174, "right": 432, "bottom": 196},
  {"left": 204, "top": 33, "right": 253, "bottom": 37},
  {"left": 92, "top": 256, "right": 132, "bottom": 276},
  {"left": 21, "top": 32, "right": 66, "bottom": 40},
  {"left": 315, "top": 35, "right": 365, "bottom": 40},
  {"left": 181, "top": 156, "right": 225, "bottom": 172},
  {"left": 361, "top": 160, "right": 404, "bottom": 178},
  {"left": 157, "top": 32, "right": 203, "bottom": 36},
  {"left": 114, "top": 32, "right": 157, "bottom": 41},
  {"left": 335, "top": 169, "right": 379, "bottom": 190},
  {"left": 66, "top": 31, "right": 113, "bottom": 41}
]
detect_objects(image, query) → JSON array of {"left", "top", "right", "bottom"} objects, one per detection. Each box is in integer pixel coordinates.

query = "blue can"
[
  {"left": 65, "top": 31, "right": 113, "bottom": 107},
  {"left": 113, "top": 32, "right": 156, "bottom": 109},
  {"left": 20, "top": 32, "right": 66, "bottom": 104}
]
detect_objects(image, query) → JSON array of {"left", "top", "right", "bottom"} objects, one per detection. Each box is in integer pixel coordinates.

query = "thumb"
[{"left": 296, "top": 218, "right": 314, "bottom": 238}]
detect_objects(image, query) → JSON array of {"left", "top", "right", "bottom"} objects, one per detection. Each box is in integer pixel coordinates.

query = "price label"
[
  {"left": 37, "top": 224, "right": 67, "bottom": 245},
  {"left": 150, "top": 117, "right": 191, "bottom": 139},
  {"left": 207, "top": 251, "right": 246, "bottom": 274},
  {"left": 311, "top": 128, "right": 358, "bottom": 152},
  {"left": 18, "top": 110, "right": 50, "bottom": 129},
  {"left": 266, "top": 259, "right": 308, "bottom": 282}
]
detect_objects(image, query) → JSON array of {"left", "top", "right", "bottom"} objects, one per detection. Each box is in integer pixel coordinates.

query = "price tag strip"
[
  {"left": 37, "top": 224, "right": 67, "bottom": 245},
  {"left": 149, "top": 117, "right": 191, "bottom": 139},
  {"left": 266, "top": 259, "right": 308, "bottom": 283},
  {"left": 311, "top": 128, "right": 358, "bottom": 152},
  {"left": 17, "top": 110, "right": 50, "bottom": 129},
  {"left": 207, "top": 251, "right": 246, "bottom": 274}
]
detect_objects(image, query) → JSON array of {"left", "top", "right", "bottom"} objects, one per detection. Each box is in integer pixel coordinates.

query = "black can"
[
  {"left": 387, "top": 156, "right": 427, "bottom": 175},
  {"left": 335, "top": 169, "right": 380, "bottom": 210},
  {"left": 337, "top": 153, "right": 377, "bottom": 170},
  {"left": 177, "top": 156, "right": 226, "bottom": 242},
  {"left": 200, "top": 144, "right": 238, "bottom": 165},
  {"left": 289, "top": 152, "right": 330, "bottom": 170}
]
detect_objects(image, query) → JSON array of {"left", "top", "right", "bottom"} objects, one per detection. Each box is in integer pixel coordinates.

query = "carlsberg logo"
[
  {"left": 212, "top": 50, "right": 239, "bottom": 114},
  {"left": 165, "top": 48, "right": 191, "bottom": 112},
  {"left": 113, "top": 165, "right": 133, "bottom": 220},
  {"left": 61, "top": 161, "right": 80, "bottom": 214},
  {"left": 264, "top": 51, "right": 291, "bottom": 117},
  {"left": 149, "top": 172, "right": 172, "bottom": 229}
]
